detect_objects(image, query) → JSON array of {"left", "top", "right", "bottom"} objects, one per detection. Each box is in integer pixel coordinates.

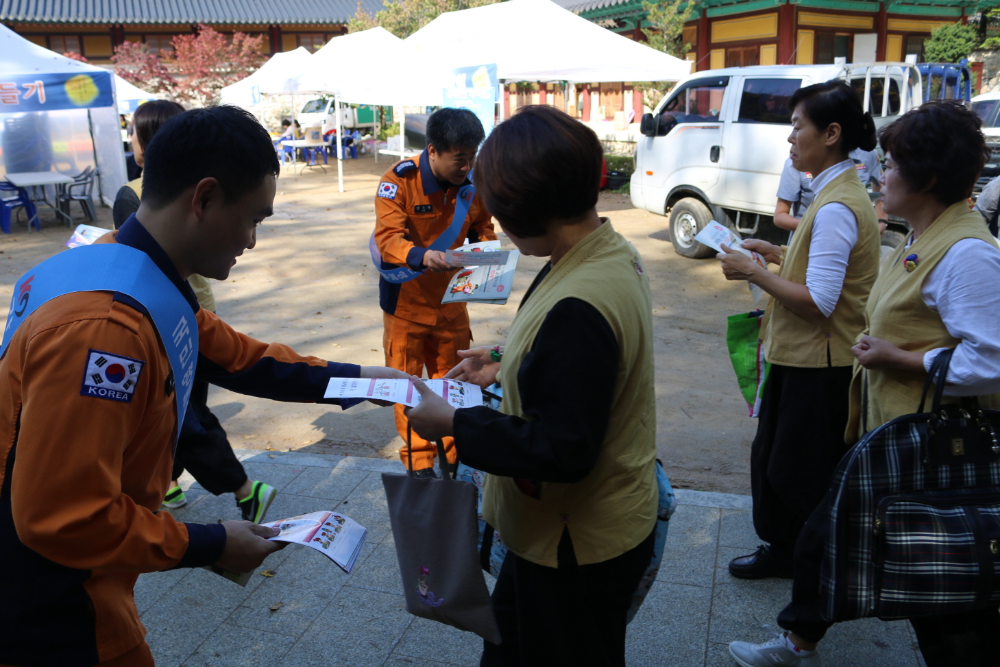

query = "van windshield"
[
  {"left": 301, "top": 99, "right": 327, "bottom": 114},
  {"left": 973, "top": 99, "right": 1000, "bottom": 129},
  {"left": 656, "top": 80, "right": 727, "bottom": 135}
]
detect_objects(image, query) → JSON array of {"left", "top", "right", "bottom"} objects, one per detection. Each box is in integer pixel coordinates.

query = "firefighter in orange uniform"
[{"left": 372, "top": 108, "right": 496, "bottom": 476}]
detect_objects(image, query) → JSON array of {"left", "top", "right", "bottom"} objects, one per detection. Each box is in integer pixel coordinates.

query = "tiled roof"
[
  {"left": 0, "top": 0, "right": 385, "bottom": 25},
  {"left": 554, "top": 0, "right": 633, "bottom": 12}
]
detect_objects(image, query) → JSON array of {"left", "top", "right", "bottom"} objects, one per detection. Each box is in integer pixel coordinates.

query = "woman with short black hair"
[
  {"left": 717, "top": 79, "right": 882, "bottom": 581},
  {"left": 405, "top": 105, "right": 658, "bottom": 666}
]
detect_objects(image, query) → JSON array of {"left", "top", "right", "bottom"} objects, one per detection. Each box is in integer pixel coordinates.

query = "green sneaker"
[
  {"left": 237, "top": 481, "right": 277, "bottom": 524},
  {"left": 162, "top": 485, "right": 187, "bottom": 509}
]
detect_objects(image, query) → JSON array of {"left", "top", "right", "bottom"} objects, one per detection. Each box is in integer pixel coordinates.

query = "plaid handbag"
[{"left": 820, "top": 349, "right": 1000, "bottom": 622}]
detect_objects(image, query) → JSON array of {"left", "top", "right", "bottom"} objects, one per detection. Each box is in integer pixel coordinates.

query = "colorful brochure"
[
  {"left": 447, "top": 241, "right": 510, "bottom": 267},
  {"left": 695, "top": 221, "right": 767, "bottom": 303},
  {"left": 65, "top": 224, "right": 111, "bottom": 248},
  {"left": 442, "top": 247, "right": 520, "bottom": 305},
  {"left": 324, "top": 377, "right": 483, "bottom": 408}
]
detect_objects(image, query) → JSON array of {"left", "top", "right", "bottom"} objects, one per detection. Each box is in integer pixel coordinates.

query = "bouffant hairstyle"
[
  {"left": 879, "top": 100, "right": 990, "bottom": 204},
  {"left": 133, "top": 100, "right": 186, "bottom": 152},
  {"left": 474, "top": 105, "right": 602, "bottom": 238},
  {"left": 788, "top": 79, "right": 877, "bottom": 153}
]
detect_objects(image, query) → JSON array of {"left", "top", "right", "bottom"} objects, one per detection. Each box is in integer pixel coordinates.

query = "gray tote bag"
[{"left": 382, "top": 430, "right": 501, "bottom": 644}]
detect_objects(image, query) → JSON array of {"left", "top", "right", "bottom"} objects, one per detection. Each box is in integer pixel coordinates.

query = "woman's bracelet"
[{"left": 490, "top": 345, "right": 503, "bottom": 363}]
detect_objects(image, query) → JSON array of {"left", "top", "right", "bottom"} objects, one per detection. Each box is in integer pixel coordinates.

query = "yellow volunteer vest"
[
  {"left": 763, "top": 167, "right": 880, "bottom": 368},
  {"left": 846, "top": 202, "right": 1000, "bottom": 440},
  {"left": 481, "top": 220, "right": 658, "bottom": 567}
]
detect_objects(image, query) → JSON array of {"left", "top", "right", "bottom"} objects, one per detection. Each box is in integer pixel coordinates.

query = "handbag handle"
[
  {"left": 405, "top": 423, "right": 455, "bottom": 480},
  {"left": 917, "top": 348, "right": 955, "bottom": 414}
]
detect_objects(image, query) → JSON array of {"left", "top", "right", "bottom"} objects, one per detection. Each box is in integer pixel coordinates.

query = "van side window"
[
  {"left": 737, "top": 78, "right": 801, "bottom": 124},
  {"left": 656, "top": 77, "right": 728, "bottom": 136},
  {"left": 850, "top": 78, "right": 901, "bottom": 116}
]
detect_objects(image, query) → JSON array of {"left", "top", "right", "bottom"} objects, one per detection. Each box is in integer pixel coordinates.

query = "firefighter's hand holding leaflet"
[
  {"left": 216, "top": 521, "right": 283, "bottom": 573},
  {"left": 359, "top": 365, "right": 412, "bottom": 406},
  {"left": 423, "top": 249, "right": 454, "bottom": 272},
  {"left": 404, "top": 377, "right": 456, "bottom": 441},
  {"left": 444, "top": 346, "right": 500, "bottom": 387}
]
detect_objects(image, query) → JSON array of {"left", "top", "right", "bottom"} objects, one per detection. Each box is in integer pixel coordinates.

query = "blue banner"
[
  {"left": 443, "top": 63, "right": 498, "bottom": 139},
  {"left": 0, "top": 71, "right": 115, "bottom": 113}
]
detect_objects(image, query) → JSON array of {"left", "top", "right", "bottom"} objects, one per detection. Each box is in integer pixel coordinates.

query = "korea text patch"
[
  {"left": 378, "top": 182, "right": 399, "bottom": 200},
  {"left": 80, "top": 349, "right": 145, "bottom": 403}
]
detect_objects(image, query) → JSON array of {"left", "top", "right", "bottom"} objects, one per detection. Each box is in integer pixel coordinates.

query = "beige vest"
[
  {"left": 763, "top": 167, "right": 880, "bottom": 368},
  {"left": 846, "top": 202, "right": 1000, "bottom": 440},
  {"left": 125, "top": 178, "right": 216, "bottom": 313},
  {"left": 482, "top": 220, "right": 658, "bottom": 567}
]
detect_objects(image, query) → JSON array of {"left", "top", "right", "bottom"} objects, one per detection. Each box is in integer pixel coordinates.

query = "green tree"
[
  {"left": 350, "top": 0, "right": 501, "bottom": 39},
  {"left": 924, "top": 22, "right": 979, "bottom": 63},
  {"left": 639, "top": 0, "right": 694, "bottom": 107}
]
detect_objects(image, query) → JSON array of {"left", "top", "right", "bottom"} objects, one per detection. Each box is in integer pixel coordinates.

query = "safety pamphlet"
[
  {"left": 65, "top": 224, "right": 110, "bottom": 248},
  {"left": 207, "top": 511, "right": 367, "bottom": 587},
  {"left": 446, "top": 240, "right": 511, "bottom": 267},
  {"left": 324, "top": 377, "right": 483, "bottom": 409},
  {"left": 695, "top": 221, "right": 766, "bottom": 303},
  {"left": 442, "top": 243, "right": 520, "bottom": 306}
]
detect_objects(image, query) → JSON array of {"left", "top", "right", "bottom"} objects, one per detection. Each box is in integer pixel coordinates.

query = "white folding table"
[{"left": 5, "top": 171, "right": 75, "bottom": 230}]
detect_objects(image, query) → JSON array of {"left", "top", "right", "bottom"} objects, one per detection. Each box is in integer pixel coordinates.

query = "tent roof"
[
  {"left": 221, "top": 46, "right": 315, "bottom": 102},
  {"left": 0, "top": 22, "right": 112, "bottom": 77},
  {"left": 0, "top": 0, "right": 383, "bottom": 26},
  {"left": 290, "top": 27, "right": 416, "bottom": 98},
  {"left": 115, "top": 74, "right": 158, "bottom": 113},
  {"left": 402, "top": 0, "right": 691, "bottom": 83}
]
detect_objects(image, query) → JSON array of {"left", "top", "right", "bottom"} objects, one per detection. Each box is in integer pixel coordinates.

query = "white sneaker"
[{"left": 729, "top": 632, "right": 821, "bottom": 667}]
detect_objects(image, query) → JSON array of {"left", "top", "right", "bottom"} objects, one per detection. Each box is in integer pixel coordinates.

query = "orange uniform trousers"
[
  {"left": 0, "top": 641, "right": 154, "bottom": 667},
  {"left": 383, "top": 310, "right": 471, "bottom": 470}
]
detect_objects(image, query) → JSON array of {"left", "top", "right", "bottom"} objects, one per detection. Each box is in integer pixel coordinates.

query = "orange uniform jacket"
[
  {"left": 373, "top": 151, "right": 496, "bottom": 324},
  {"left": 0, "top": 217, "right": 360, "bottom": 666}
]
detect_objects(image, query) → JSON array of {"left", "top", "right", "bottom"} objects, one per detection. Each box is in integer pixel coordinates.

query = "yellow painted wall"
[
  {"left": 798, "top": 12, "right": 873, "bottom": 30},
  {"left": 796, "top": 30, "right": 815, "bottom": 64},
  {"left": 712, "top": 13, "right": 778, "bottom": 43},
  {"left": 83, "top": 35, "right": 113, "bottom": 57},
  {"left": 885, "top": 34, "right": 903, "bottom": 61},
  {"left": 24, "top": 35, "right": 46, "bottom": 47},
  {"left": 710, "top": 49, "right": 726, "bottom": 70},
  {"left": 887, "top": 18, "right": 949, "bottom": 33},
  {"left": 282, "top": 34, "right": 297, "bottom": 52},
  {"left": 760, "top": 44, "right": 777, "bottom": 66},
  {"left": 685, "top": 52, "right": 697, "bottom": 73}
]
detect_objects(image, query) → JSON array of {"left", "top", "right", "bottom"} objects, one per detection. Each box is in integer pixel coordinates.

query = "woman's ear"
[{"left": 824, "top": 122, "right": 843, "bottom": 148}]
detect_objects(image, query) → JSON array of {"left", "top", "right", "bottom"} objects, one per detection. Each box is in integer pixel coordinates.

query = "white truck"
[
  {"left": 297, "top": 98, "right": 381, "bottom": 131},
  {"left": 971, "top": 89, "right": 1000, "bottom": 194},
  {"left": 631, "top": 63, "right": 923, "bottom": 258}
]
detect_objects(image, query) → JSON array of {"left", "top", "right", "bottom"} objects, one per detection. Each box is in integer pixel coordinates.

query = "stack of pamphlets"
[
  {"left": 325, "top": 377, "right": 483, "bottom": 408},
  {"left": 207, "top": 510, "right": 367, "bottom": 586},
  {"left": 442, "top": 241, "right": 519, "bottom": 306},
  {"left": 65, "top": 224, "right": 110, "bottom": 248},
  {"left": 694, "top": 221, "right": 767, "bottom": 303}
]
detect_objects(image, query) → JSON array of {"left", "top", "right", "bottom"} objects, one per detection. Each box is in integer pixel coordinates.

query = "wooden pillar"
[
  {"left": 268, "top": 25, "right": 281, "bottom": 55},
  {"left": 778, "top": 3, "right": 796, "bottom": 65},
  {"left": 582, "top": 85, "right": 591, "bottom": 121},
  {"left": 633, "top": 87, "right": 644, "bottom": 120},
  {"left": 697, "top": 10, "right": 710, "bottom": 71},
  {"left": 539, "top": 84, "right": 547, "bottom": 105},
  {"left": 876, "top": 3, "right": 888, "bottom": 61},
  {"left": 504, "top": 85, "right": 511, "bottom": 117},
  {"left": 110, "top": 24, "right": 125, "bottom": 49}
]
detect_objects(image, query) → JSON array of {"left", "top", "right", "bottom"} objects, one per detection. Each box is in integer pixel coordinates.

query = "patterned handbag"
[{"left": 819, "top": 349, "right": 1000, "bottom": 622}]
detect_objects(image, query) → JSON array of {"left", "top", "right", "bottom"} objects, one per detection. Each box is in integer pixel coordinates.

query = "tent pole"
[
  {"left": 374, "top": 106, "right": 378, "bottom": 165},
  {"left": 335, "top": 93, "right": 344, "bottom": 193},
  {"left": 87, "top": 109, "right": 104, "bottom": 212},
  {"left": 498, "top": 80, "right": 505, "bottom": 123},
  {"left": 291, "top": 91, "right": 297, "bottom": 178},
  {"left": 400, "top": 106, "right": 406, "bottom": 154},
  {"left": 564, "top": 82, "right": 569, "bottom": 114}
]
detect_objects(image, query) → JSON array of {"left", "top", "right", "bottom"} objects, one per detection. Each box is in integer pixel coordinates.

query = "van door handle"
[{"left": 710, "top": 146, "right": 720, "bottom": 163}]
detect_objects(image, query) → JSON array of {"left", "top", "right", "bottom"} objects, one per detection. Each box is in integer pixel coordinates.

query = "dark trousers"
[
  {"left": 481, "top": 526, "right": 655, "bottom": 667},
  {"left": 779, "top": 497, "right": 1000, "bottom": 666},
  {"left": 751, "top": 364, "right": 853, "bottom": 556},
  {"left": 171, "top": 380, "right": 247, "bottom": 495}
]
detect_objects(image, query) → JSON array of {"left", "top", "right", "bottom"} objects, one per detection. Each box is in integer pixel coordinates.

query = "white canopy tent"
[
  {"left": 220, "top": 46, "right": 314, "bottom": 105},
  {"left": 0, "top": 24, "right": 126, "bottom": 207},
  {"left": 114, "top": 75, "right": 158, "bottom": 114},
  {"left": 402, "top": 0, "right": 692, "bottom": 84}
]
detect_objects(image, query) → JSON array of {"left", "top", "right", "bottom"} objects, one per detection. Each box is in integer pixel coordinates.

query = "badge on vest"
[
  {"left": 378, "top": 182, "right": 398, "bottom": 200},
  {"left": 414, "top": 204, "right": 433, "bottom": 214},
  {"left": 81, "top": 349, "right": 145, "bottom": 403}
]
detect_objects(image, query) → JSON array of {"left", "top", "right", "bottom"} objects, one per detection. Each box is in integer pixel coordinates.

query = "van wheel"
[{"left": 669, "top": 198, "right": 715, "bottom": 259}]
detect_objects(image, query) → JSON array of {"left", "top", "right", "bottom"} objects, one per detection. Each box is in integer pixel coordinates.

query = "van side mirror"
[{"left": 640, "top": 113, "right": 656, "bottom": 137}]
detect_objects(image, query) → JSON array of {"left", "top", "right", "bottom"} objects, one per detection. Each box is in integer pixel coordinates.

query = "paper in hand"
[
  {"left": 325, "top": 377, "right": 483, "bottom": 408},
  {"left": 447, "top": 241, "right": 510, "bottom": 267},
  {"left": 695, "top": 221, "right": 767, "bottom": 303}
]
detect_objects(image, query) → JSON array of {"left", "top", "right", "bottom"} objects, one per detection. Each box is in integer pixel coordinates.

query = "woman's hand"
[
  {"left": 852, "top": 335, "right": 925, "bottom": 372},
  {"left": 358, "top": 366, "right": 410, "bottom": 406},
  {"left": 404, "top": 377, "right": 456, "bottom": 440},
  {"left": 444, "top": 346, "right": 500, "bottom": 387},
  {"left": 740, "top": 239, "right": 782, "bottom": 265},
  {"left": 718, "top": 244, "right": 765, "bottom": 282}
]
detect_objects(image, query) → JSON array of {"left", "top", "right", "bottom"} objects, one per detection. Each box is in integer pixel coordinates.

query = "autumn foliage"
[{"left": 111, "top": 25, "right": 266, "bottom": 108}]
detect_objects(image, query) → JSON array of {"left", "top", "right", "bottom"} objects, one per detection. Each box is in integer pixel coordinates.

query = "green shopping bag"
[{"left": 726, "top": 310, "right": 770, "bottom": 417}]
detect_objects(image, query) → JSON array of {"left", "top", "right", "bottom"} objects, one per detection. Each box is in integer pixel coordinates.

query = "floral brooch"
[{"left": 904, "top": 253, "right": 919, "bottom": 272}]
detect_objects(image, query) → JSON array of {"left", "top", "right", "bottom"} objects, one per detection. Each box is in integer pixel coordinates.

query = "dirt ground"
[{"left": 0, "top": 154, "right": 759, "bottom": 494}]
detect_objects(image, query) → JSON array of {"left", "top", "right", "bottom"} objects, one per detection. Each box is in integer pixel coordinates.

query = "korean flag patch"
[
  {"left": 378, "top": 182, "right": 398, "bottom": 200},
  {"left": 81, "top": 349, "right": 145, "bottom": 403}
]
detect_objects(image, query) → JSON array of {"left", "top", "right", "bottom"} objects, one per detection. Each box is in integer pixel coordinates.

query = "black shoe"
[
  {"left": 729, "top": 544, "right": 794, "bottom": 579},
  {"left": 412, "top": 467, "right": 439, "bottom": 479}
]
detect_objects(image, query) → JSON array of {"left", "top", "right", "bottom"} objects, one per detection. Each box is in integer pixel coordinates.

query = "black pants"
[
  {"left": 751, "top": 363, "right": 853, "bottom": 556},
  {"left": 481, "top": 526, "right": 655, "bottom": 667},
  {"left": 171, "top": 380, "right": 247, "bottom": 495},
  {"left": 778, "top": 496, "right": 1000, "bottom": 666}
]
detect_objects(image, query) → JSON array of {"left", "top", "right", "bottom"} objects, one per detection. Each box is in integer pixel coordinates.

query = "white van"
[
  {"left": 631, "top": 63, "right": 922, "bottom": 258},
  {"left": 298, "top": 98, "right": 380, "bottom": 132},
  {"left": 970, "top": 89, "right": 1000, "bottom": 193}
]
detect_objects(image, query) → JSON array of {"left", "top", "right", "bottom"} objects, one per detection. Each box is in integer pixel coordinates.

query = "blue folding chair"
[{"left": 0, "top": 181, "right": 39, "bottom": 233}]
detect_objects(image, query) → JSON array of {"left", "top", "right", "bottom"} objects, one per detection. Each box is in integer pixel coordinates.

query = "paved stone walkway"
[{"left": 139, "top": 449, "right": 927, "bottom": 666}]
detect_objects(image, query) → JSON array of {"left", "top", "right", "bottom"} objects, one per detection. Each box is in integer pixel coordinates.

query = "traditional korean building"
[{"left": 0, "top": 0, "right": 384, "bottom": 64}]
